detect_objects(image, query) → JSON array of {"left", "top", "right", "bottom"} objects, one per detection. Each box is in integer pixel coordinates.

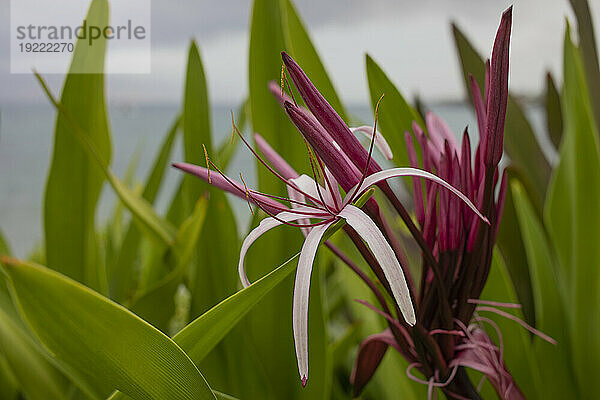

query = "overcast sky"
[{"left": 1, "top": 0, "right": 598, "bottom": 105}]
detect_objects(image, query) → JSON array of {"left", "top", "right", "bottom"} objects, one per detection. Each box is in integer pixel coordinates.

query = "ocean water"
[{"left": 0, "top": 102, "right": 549, "bottom": 257}]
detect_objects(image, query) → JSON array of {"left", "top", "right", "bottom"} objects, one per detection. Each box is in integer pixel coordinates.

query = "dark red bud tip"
[{"left": 301, "top": 376, "right": 308, "bottom": 387}]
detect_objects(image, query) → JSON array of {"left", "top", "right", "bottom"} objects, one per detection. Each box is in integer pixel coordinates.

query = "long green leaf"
[
  {"left": 545, "top": 25, "right": 600, "bottom": 393},
  {"left": 365, "top": 54, "right": 424, "bottom": 167},
  {"left": 512, "top": 180, "right": 578, "bottom": 399},
  {"left": 281, "top": 0, "right": 346, "bottom": 119},
  {"left": 180, "top": 42, "right": 242, "bottom": 391},
  {"left": 44, "top": 0, "right": 111, "bottom": 291},
  {"left": 109, "top": 253, "right": 298, "bottom": 400},
  {"left": 569, "top": 0, "right": 600, "bottom": 134},
  {"left": 478, "top": 252, "right": 542, "bottom": 399},
  {"left": 36, "top": 73, "right": 177, "bottom": 247},
  {"left": 110, "top": 116, "right": 181, "bottom": 302},
  {"left": 175, "top": 253, "right": 298, "bottom": 362},
  {"left": 248, "top": 1, "right": 331, "bottom": 398},
  {"left": 545, "top": 72, "right": 563, "bottom": 150},
  {"left": 0, "top": 308, "right": 70, "bottom": 400},
  {"left": 131, "top": 197, "right": 207, "bottom": 331},
  {"left": 1, "top": 257, "right": 215, "bottom": 400}
]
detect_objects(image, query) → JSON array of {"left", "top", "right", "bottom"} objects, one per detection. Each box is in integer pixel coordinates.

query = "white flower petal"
[
  {"left": 351, "top": 125, "right": 394, "bottom": 160},
  {"left": 338, "top": 205, "right": 416, "bottom": 326},
  {"left": 293, "top": 221, "right": 333, "bottom": 385},
  {"left": 239, "top": 209, "right": 323, "bottom": 287},
  {"left": 290, "top": 174, "right": 337, "bottom": 210},
  {"left": 344, "top": 167, "right": 488, "bottom": 224}
]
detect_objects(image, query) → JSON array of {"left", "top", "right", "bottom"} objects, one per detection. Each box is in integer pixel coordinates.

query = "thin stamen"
[
  {"left": 306, "top": 146, "right": 336, "bottom": 216},
  {"left": 202, "top": 144, "right": 211, "bottom": 184},
  {"left": 240, "top": 173, "right": 255, "bottom": 217},
  {"left": 281, "top": 64, "right": 298, "bottom": 107},
  {"left": 230, "top": 112, "right": 324, "bottom": 206},
  {"left": 249, "top": 190, "right": 329, "bottom": 213},
  {"left": 315, "top": 154, "right": 341, "bottom": 211},
  {"left": 350, "top": 93, "right": 384, "bottom": 204}
]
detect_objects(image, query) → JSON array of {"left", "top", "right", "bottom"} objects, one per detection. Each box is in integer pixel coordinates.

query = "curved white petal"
[
  {"left": 343, "top": 167, "right": 488, "bottom": 224},
  {"left": 293, "top": 221, "right": 333, "bottom": 386},
  {"left": 338, "top": 205, "right": 416, "bottom": 326},
  {"left": 239, "top": 209, "right": 323, "bottom": 287},
  {"left": 323, "top": 166, "right": 342, "bottom": 207},
  {"left": 351, "top": 126, "right": 394, "bottom": 160},
  {"left": 290, "top": 174, "right": 337, "bottom": 210}
]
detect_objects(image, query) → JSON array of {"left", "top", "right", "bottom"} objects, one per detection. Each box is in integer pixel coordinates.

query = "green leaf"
[
  {"left": 545, "top": 72, "right": 563, "bottom": 149},
  {"left": 174, "top": 253, "right": 298, "bottom": 362},
  {"left": 180, "top": 42, "right": 242, "bottom": 391},
  {"left": 0, "top": 308, "right": 70, "bottom": 400},
  {"left": 43, "top": 0, "right": 111, "bottom": 290},
  {"left": 512, "top": 180, "right": 578, "bottom": 399},
  {"left": 478, "top": 252, "right": 542, "bottom": 399},
  {"left": 494, "top": 167, "right": 536, "bottom": 325},
  {"left": 568, "top": 0, "right": 600, "bottom": 135},
  {"left": 110, "top": 116, "right": 181, "bottom": 303},
  {"left": 0, "top": 354, "right": 19, "bottom": 400},
  {"left": 281, "top": 0, "right": 346, "bottom": 119},
  {"left": 109, "top": 254, "right": 298, "bottom": 400},
  {"left": 36, "top": 73, "right": 177, "bottom": 248},
  {"left": 130, "top": 197, "right": 207, "bottom": 331},
  {"left": 248, "top": 1, "right": 331, "bottom": 397},
  {"left": 545, "top": 25, "right": 600, "bottom": 393},
  {"left": 451, "top": 22, "right": 550, "bottom": 208},
  {"left": 1, "top": 257, "right": 215, "bottom": 400},
  {"left": 365, "top": 54, "right": 424, "bottom": 167}
]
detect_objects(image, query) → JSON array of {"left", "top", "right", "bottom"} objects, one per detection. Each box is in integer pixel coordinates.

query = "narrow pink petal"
[
  {"left": 351, "top": 126, "right": 394, "bottom": 160},
  {"left": 345, "top": 168, "right": 488, "bottom": 224},
  {"left": 173, "top": 162, "right": 284, "bottom": 214},
  {"left": 338, "top": 205, "right": 416, "bottom": 325},
  {"left": 483, "top": 7, "right": 512, "bottom": 167},
  {"left": 426, "top": 112, "right": 460, "bottom": 156},
  {"left": 404, "top": 131, "right": 425, "bottom": 226},
  {"left": 254, "top": 133, "right": 299, "bottom": 180},
  {"left": 351, "top": 329, "right": 398, "bottom": 396},
  {"left": 469, "top": 75, "right": 487, "bottom": 143},
  {"left": 239, "top": 209, "right": 324, "bottom": 287},
  {"left": 293, "top": 221, "right": 333, "bottom": 385}
]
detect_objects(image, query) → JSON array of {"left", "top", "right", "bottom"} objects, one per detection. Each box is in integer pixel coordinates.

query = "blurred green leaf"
[
  {"left": 545, "top": 72, "right": 563, "bottom": 150},
  {"left": 478, "top": 252, "right": 542, "bottom": 399},
  {"left": 215, "top": 100, "right": 247, "bottom": 168},
  {"left": 248, "top": 0, "right": 332, "bottom": 397},
  {"left": 0, "top": 308, "right": 70, "bottom": 400},
  {"left": 174, "top": 253, "right": 298, "bottom": 362},
  {"left": 180, "top": 42, "right": 242, "bottom": 391},
  {"left": 494, "top": 167, "right": 536, "bottom": 325},
  {"left": 451, "top": 22, "right": 550, "bottom": 208},
  {"left": 568, "top": 0, "right": 600, "bottom": 134},
  {"left": 545, "top": 26, "right": 600, "bottom": 393},
  {"left": 281, "top": 0, "right": 346, "bottom": 119},
  {"left": 110, "top": 116, "right": 181, "bottom": 303},
  {"left": 36, "top": 74, "right": 177, "bottom": 249},
  {"left": 0, "top": 353, "right": 19, "bottom": 400},
  {"left": 43, "top": 0, "right": 111, "bottom": 291},
  {"left": 130, "top": 197, "right": 207, "bottom": 331},
  {"left": 365, "top": 54, "right": 424, "bottom": 167},
  {"left": 512, "top": 180, "right": 578, "bottom": 399},
  {"left": 1, "top": 258, "right": 215, "bottom": 400}
]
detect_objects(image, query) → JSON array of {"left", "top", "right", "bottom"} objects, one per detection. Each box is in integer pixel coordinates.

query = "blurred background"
[{"left": 0, "top": 0, "right": 598, "bottom": 256}]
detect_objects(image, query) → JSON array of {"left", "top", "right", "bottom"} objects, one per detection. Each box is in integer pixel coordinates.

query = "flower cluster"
[{"left": 175, "top": 6, "right": 551, "bottom": 400}]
